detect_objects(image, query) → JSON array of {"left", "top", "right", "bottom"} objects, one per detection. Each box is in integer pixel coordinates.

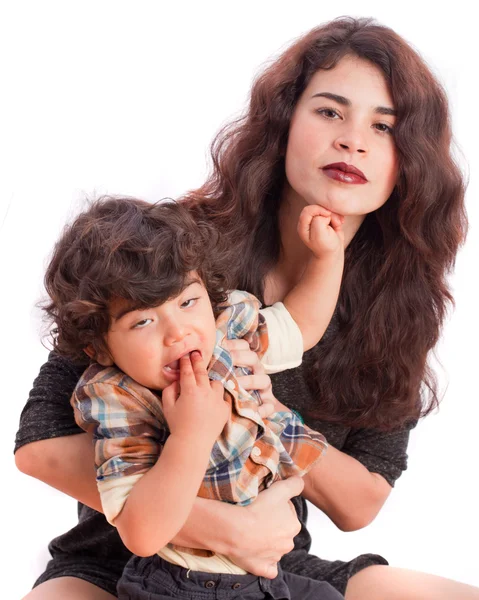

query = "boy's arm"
[
  {"left": 283, "top": 205, "right": 344, "bottom": 352},
  {"left": 116, "top": 428, "right": 218, "bottom": 556},
  {"left": 283, "top": 252, "right": 344, "bottom": 352},
  {"left": 74, "top": 353, "right": 229, "bottom": 557}
]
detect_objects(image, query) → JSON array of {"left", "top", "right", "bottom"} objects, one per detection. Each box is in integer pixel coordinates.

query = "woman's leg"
[
  {"left": 345, "top": 565, "right": 479, "bottom": 600},
  {"left": 22, "top": 577, "right": 116, "bottom": 600}
]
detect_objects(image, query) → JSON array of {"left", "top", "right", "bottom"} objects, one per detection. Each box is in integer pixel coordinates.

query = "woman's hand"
[
  {"left": 224, "top": 338, "right": 278, "bottom": 418},
  {"left": 225, "top": 476, "right": 304, "bottom": 578},
  {"left": 172, "top": 476, "right": 304, "bottom": 579}
]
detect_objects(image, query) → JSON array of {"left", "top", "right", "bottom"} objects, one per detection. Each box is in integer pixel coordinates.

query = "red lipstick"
[{"left": 322, "top": 162, "right": 367, "bottom": 184}]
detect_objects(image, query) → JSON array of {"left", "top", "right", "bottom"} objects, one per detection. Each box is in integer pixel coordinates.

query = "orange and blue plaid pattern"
[{"left": 71, "top": 290, "right": 327, "bottom": 509}]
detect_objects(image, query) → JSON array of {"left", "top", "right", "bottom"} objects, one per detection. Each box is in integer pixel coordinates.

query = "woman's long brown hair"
[{"left": 184, "top": 17, "right": 467, "bottom": 430}]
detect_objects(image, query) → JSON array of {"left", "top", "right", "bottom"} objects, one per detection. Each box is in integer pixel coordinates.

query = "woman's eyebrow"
[{"left": 311, "top": 92, "right": 396, "bottom": 116}]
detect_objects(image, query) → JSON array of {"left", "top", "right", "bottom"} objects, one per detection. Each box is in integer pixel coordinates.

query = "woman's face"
[{"left": 284, "top": 55, "right": 398, "bottom": 217}]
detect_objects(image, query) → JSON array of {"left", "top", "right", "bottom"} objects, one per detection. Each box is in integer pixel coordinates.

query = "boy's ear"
[
  {"left": 83, "top": 345, "right": 114, "bottom": 367},
  {"left": 83, "top": 345, "right": 96, "bottom": 360}
]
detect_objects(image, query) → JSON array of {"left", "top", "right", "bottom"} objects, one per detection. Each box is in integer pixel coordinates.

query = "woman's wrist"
[{"left": 171, "top": 496, "right": 245, "bottom": 555}]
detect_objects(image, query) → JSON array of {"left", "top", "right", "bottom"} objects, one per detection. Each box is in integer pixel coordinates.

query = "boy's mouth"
[
  {"left": 164, "top": 359, "right": 180, "bottom": 372},
  {"left": 164, "top": 350, "right": 202, "bottom": 373}
]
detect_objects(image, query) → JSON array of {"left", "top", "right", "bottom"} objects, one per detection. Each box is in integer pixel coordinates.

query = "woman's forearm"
[
  {"left": 172, "top": 495, "right": 242, "bottom": 554},
  {"left": 14, "top": 434, "right": 103, "bottom": 512},
  {"left": 14, "top": 433, "right": 246, "bottom": 554},
  {"left": 16, "top": 433, "right": 304, "bottom": 578},
  {"left": 175, "top": 477, "right": 304, "bottom": 578},
  {"left": 302, "top": 444, "right": 392, "bottom": 531}
]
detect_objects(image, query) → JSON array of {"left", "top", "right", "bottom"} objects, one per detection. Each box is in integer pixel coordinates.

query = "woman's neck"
[{"left": 263, "top": 191, "right": 365, "bottom": 305}]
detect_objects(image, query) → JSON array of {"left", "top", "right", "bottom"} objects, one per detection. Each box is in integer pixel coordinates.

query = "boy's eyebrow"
[
  {"left": 111, "top": 304, "right": 139, "bottom": 323},
  {"left": 111, "top": 278, "right": 203, "bottom": 322},
  {"left": 311, "top": 92, "right": 397, "bottom": 116},
  {"left": 184, "top": 276, "right": 202, "bottom": 288}
]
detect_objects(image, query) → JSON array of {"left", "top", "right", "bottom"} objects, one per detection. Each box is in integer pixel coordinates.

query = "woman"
[{"left": 15, "top": 17, "right": 473, "bottom": 600}]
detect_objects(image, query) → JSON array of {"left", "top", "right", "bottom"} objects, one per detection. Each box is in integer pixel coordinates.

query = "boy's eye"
[
  {"left": 132, "top": 318, "right": 153, "bottom": 329},
  {"left": 181, "top": 297, "right": 199, "bottom": 309}
]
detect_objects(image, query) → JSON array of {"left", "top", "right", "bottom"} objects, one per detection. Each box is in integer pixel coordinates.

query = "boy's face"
[{"left": 101, "top": 275, "right": 217, "bottom": 390}]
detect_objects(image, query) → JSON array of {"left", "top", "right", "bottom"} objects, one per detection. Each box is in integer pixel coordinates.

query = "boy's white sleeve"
[
  {"left": 99, "top": 474, "right": 144, "bottom": 525},
  {"left": 260, "top": 302, "right": 303, "bottom": 374}
]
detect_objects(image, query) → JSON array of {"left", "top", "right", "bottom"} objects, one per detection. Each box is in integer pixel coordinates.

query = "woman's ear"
[{"left": 83, "top": 345, "right": 114, "bottom": 366}]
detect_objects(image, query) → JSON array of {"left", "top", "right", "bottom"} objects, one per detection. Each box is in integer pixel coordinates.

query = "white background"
[{"left": 1, "top": 1, "right": 478, "bottom": 597}]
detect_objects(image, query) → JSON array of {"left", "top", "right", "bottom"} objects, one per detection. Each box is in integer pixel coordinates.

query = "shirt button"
[
  {"left": 205, "top": 580, "right": 216, "bottom": 588},
  {"left": 232, "top": 582, "right": 241, "bottom": 590},
  {"left": 252, "top": 447, "right": 261, "bottom": 457},
  {"left": 226, "top": 380, "right": 235, "bottom": 391}
]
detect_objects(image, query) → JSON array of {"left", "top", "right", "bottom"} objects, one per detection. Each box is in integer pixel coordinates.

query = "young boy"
[{"left": 43, "top": 196, "right": 345, "bottom": 600}]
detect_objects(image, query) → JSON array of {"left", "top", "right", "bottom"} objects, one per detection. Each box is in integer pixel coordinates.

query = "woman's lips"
[{"left": 322, "top": 162, "right": 367, "bottom": 185}]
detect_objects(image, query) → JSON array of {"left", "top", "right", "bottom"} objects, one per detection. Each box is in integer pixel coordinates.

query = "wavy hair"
[
  {"left": 43, "top": 197, "right": 228, "bottom": 363},
  {"left": 184, "top": 17, "right": 467, "bottom": 430}
]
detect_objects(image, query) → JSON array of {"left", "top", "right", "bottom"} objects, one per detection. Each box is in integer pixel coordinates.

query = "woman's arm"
[
  {"left": 174, "top": 476, "right": 303, "bottom": 578},
  {"left": 16, "top": 432, "right": 302, "bottom": 578},
  {"left": 15, "top": 433, "right": 102, "bottom": 511},
  {"left": 231, "top": 361, "right": 392, "bottom": 531},
  {"left": 14, "top": 352, "right": 99, "bottom": 508},
  {"left": 16, "top": 349, "right": 302, "bottom": 577},
  {"left": 260, "top": 396, "right": 393, "bottom": 530},
  {"left": 302, "top": 444, "right": 392, "bottom": 531}
]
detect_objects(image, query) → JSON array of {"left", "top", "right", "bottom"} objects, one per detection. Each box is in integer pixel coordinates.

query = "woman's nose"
[{"left": 334, "top": 130, "right": 368, "bottom": 154}]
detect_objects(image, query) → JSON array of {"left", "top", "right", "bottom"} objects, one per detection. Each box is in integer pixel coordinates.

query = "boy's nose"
[{"left": 164, "top": 320, "right": 188, "bottom": 346}]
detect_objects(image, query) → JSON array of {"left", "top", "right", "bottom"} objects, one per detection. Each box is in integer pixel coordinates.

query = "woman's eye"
[
  {"left": 374, "top": 122, "right": 394, "bottom": 135},
  {"left": 181, "top": 297, "right": 198, "bottom": 309},
  {"left": 132, "top": 318, "right": 153, "bottom": 329},
  {"left": 317, "top": 107, "right": 340, "bottom": 119}
]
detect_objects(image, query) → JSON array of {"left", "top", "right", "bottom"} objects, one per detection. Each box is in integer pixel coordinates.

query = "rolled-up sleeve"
[{"left": 260, "top": 302, "right": 303, "bottom": 375}]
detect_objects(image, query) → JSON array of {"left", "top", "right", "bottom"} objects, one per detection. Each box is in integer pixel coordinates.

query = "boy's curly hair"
[{"left": 43, "top": 196, "right": 229, "bottom": 363}]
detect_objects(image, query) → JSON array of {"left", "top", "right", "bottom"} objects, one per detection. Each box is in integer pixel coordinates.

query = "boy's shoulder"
[
  {"left": 74, "top": 363, "right": 163, "bottom": 419},
  {"left": 223, "top": 289, "right": 261, "bottom": 309},
  {"left": 215, "top": 289, "right": 262, "bottom": 324},
  {"left": 78, "top": 363, "right": 127, "bottom": 387},
  {"left": 77, "top": 363, "right": 160, "bottom": 402}
]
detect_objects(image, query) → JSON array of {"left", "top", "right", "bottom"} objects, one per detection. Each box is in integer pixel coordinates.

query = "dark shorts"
[
  {"left": 34, "top": 552, "right": 388, "bottom": 597},
  {"left": 34, "top": 557, "right": 123, "bottom": 597},
  {"left": 117, "top": 555, "right": 345, "bottom": 600}
]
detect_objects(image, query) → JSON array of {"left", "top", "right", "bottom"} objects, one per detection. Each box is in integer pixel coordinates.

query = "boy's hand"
[
  {"left": 297, "top": 205, "right": 344, "bottom": 258},
  {"left": 162, "top": 351, "right": 230, "bottom": 445}
]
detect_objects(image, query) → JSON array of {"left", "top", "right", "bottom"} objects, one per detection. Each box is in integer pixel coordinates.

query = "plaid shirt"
[{"left": 72, "top": 290, "right": 327, "bottom": 539}]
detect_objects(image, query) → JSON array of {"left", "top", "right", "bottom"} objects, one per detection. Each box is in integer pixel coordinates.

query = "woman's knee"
[
  {"left": 22, "top": 577, "right": 117, "bottom": 600},
  {"left": 345, "top": 565, "right": 479, "bottom": 600}
]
